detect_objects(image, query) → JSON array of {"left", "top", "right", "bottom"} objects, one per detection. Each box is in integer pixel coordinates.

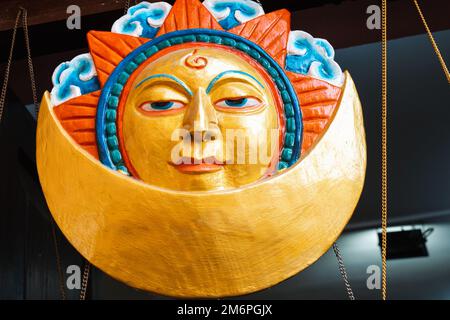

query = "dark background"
[{"left": 1, "top": 0, "right": 450, "bottom": 299}]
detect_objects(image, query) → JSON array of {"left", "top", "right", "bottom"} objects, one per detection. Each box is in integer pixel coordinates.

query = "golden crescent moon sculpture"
[{"left": 36, "top": 0, "right": 366, "bottom": 297}]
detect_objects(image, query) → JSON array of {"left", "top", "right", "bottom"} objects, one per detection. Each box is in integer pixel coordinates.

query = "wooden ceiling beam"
[
  {"left": 0, "top": 0, "right": 448, "bottom": 64},
  {"left": 0, "top": 0, "right": 126, "bottom": 32},
  {"left": 0, "top": 0, "right": 345, "bottom": 32}
]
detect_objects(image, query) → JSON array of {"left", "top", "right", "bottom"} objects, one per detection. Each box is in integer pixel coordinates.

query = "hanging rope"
[
  {"left": 332, "top": 243, "right": 355, "bottom": 300},
  {"left": 412, "top": 0, "right": 450, "bottom": 84},
  {"left": 381, "top": 0, "right": 388, "bottom": 301}
]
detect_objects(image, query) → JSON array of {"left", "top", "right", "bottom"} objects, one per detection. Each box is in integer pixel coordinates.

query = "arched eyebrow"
[
  {"left": 134, "top": 74, "right": 193, "bottom": 96},
  {"left": 206, "top": 70, "right": 265, "bottom": 94},
  {"left": 206, "top": 70, "right": 264, "bottom": 93}
]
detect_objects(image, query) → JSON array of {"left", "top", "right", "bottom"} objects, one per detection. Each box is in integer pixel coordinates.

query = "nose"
[{"left": 182, "top": 87, "right": 218, "bottom": 141}]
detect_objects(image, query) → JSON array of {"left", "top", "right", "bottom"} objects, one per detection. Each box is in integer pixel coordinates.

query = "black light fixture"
[{"left": 377, "top": 227, "right": 433, "bottom": 260}]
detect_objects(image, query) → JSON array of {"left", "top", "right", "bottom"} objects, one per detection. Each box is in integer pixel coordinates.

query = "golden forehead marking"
[{"left": 184, "top": 49, "right": 208, "bottom": 69}]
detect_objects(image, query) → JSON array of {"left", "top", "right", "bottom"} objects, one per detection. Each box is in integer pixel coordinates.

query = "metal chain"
[
  {"left": 0, "top": 10, "right": 22, "bottom": 124},
  {"left": 412, "top": 0, "right": 450, "bottom": 84},
  {"left": 79, "top": 261, "right": 91, "bottom": 300},
  {"left": 0, "top": 8, "right": 66, "bottom": 300},
  {"left": 124, "top": 0, "right": 131, "bottom": 14},
  {"left": 51, "top": 219, "right": 67, "bottom": 300},
  {"left": 20, "top": 7, "right": 39, "bottom": 115},
  {"left": 381, "top": 0, "right": 388, "bottom": 301},
  {"left": 24, "top": 5, "right": 84, "bottom": 300},
  {"left": 332, "top": 243, "right": 355, "bottom": 300},
  {"left": 24, "top": 9, "right": 62, "bottom": 299},
  {"left": 124, "top": 0, "right": 140, "bottom": 14},
  {"left": 378, "top": 0, "right": 449, "bottom": 302},
  {"left": 0, "top": 8, "right": 38, "bottom": 124}
]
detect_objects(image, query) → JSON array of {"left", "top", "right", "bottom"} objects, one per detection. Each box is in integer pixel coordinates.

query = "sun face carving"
[{"left": 38, "top": 0, "right": 366, "bottom": 297}]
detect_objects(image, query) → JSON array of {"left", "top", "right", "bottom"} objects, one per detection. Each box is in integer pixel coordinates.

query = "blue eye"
[
  {"left": 216, "top": 97, "right": 261, "bottom": 109},
  {"left": 140, "top": 101, "right": 185, "bottom": 112},
  {"left": 225, "top": 98, "right": 247, "bottom": 107},
  {"left": 151, "top": 101, "right": 174, "bottom": 110}
]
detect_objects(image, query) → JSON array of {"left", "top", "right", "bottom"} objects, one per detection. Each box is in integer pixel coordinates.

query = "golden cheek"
[
  {"left": 215, "top": 90, "right": 279, "bottom": 134},
  {"left": 218, "top": 112, "right": 276, "bottom": 136},
  {"left": 217, "top": 107, "right": 279, "bottom": 164},
  {"left": 122, "top": 106, "right": 185, "bottom": 169}
]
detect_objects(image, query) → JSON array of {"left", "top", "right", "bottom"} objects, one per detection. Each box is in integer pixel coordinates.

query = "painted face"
[{"left": 122, "top": 47, "right": 281, "bottom": 191}]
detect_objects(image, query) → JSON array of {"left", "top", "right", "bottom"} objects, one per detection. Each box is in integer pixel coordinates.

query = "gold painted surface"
[
  {"left": 124, "top": 47, "right": 279, "bottom": 190},
  {"left": 36, "top": 72, "right": 366, "bottom": 298}
]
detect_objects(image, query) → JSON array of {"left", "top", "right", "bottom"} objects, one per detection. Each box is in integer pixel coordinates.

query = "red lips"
[{"left": 171, "top": 157, "right": 223, "bottom": 173}]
